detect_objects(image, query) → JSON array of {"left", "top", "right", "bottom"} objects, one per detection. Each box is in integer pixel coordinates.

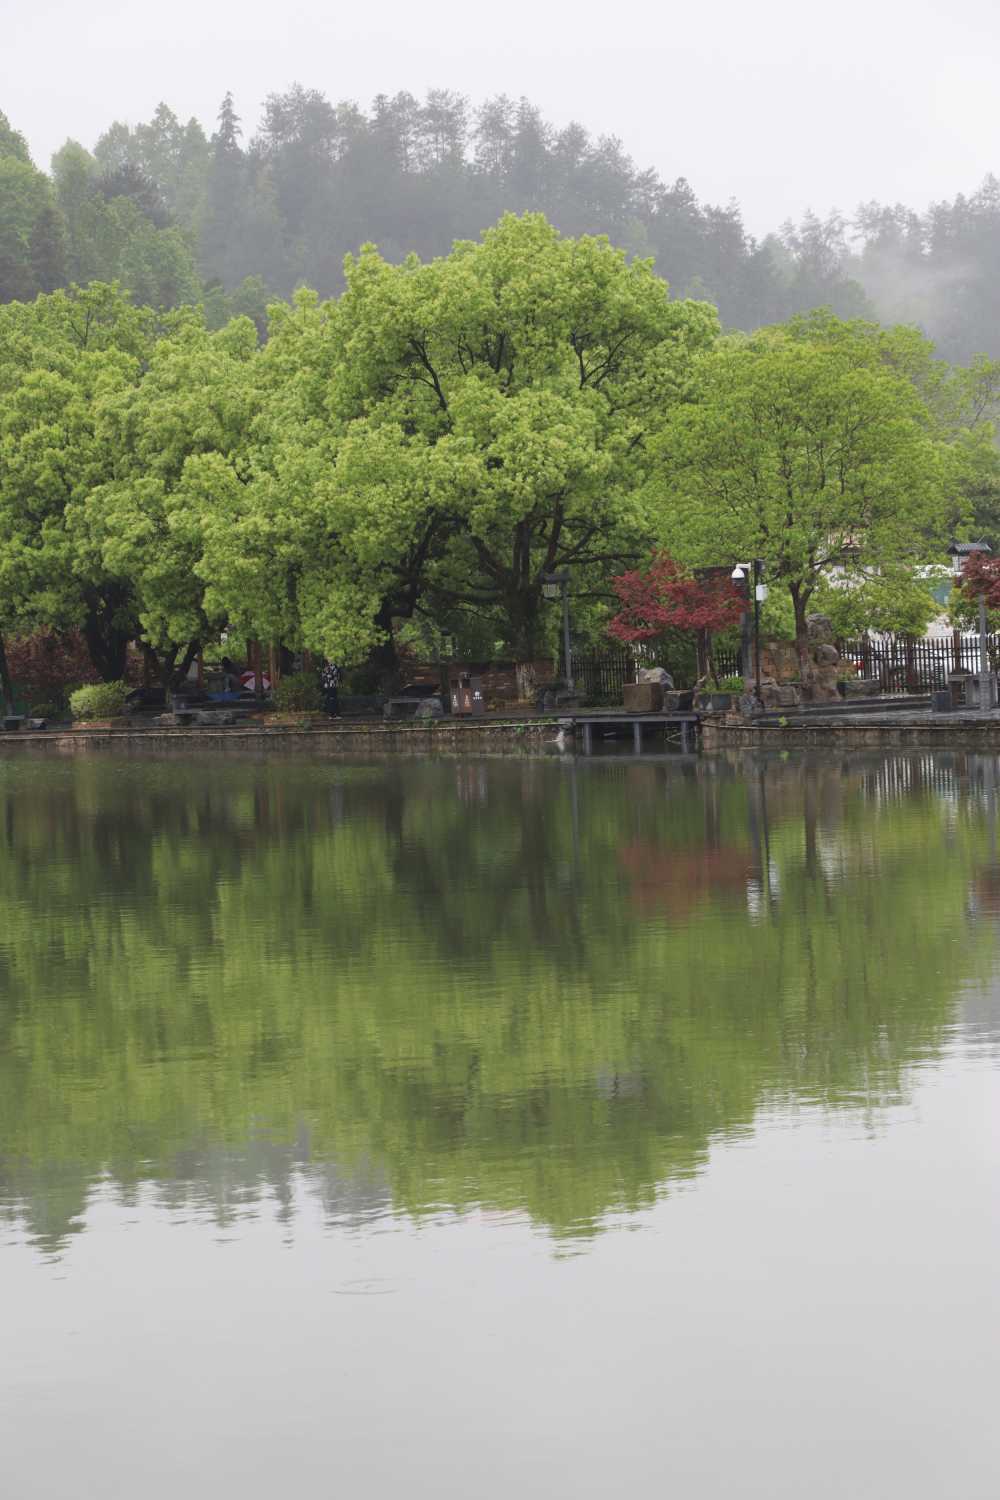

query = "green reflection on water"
[{"left": 0, "top": 750, "right": 996, "bottom": 1247}]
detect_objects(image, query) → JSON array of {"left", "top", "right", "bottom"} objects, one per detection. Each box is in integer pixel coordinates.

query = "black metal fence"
[
  {"left": 575, "top": 633, "right": 1000, "bottom": 700},
  {"left": 713, "top": 644, "right": 743, "bottom": 681},
  {"left": 574, "top": 649, "right": 637, "bottom": 702},
  {"left": 840, "top": 634, "right": 1000, "bottom": 694}
]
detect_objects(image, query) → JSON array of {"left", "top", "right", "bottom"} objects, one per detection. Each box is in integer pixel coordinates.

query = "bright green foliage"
[
  {"left": 0, "top": 285, "right": 251, "bottom": 685},
  {"left": 809, "top": 568, "right": 945, "bottom": 638},
  {"left": 0, "top": 284, "right": 151, "bottom": 676},
  {"left": 215, "top": 215, "right": 717, "bottom": 667},
  {"left": 655, "top": 317, "right": 958, "bottom": 669},
  {"left": 68, "top": 679, "right": 128, "bottom": 718},
  {"left": 68, "top": 314, "right": 260, "bottom": 683}
]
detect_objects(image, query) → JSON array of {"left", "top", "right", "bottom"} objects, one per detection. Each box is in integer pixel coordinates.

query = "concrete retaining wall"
[
  {"left": 0, "top": 719, "right": 558, "bottom": 755},
  {"left": 701, "top": 718, "right": 1000, "bottom": 749}
]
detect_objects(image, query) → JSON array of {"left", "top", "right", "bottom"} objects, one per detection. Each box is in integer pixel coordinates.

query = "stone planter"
[
  {"left": 696, "top": 691, "right": 736, "bottom": 713},
  {"left": 72, "top": 717, "right": 132, "bottom": 730},
  {"left": 624, "top": 681, "right": 664, "bottom": 713}
]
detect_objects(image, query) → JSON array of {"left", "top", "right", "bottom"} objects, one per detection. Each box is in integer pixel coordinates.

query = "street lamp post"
[
  {"left": 542, "top": 570, "right": 573, "bottom": 691},
  {"left": 731, "top": 561, "right": 766, "bottom": 706}
]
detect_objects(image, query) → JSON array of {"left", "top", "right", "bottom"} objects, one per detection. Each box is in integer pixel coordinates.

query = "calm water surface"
[{"left": 1, "top": 749, "right": 999, "bottom": 1498}]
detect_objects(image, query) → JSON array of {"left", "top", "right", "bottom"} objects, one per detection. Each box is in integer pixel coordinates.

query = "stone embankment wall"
[
  {"left": 0, "top": 719, "right": 559, "bottom": 755},
  {"left": 702, "top": 718, "right": 1000, "bottom": 749}
]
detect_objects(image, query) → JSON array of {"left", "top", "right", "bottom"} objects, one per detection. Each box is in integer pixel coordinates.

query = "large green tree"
[
  {"left": 654, "top": 318, "right": 959, "bottom": 679},
  {"left": 209, "top": 214, "right": 717, "bottom": 681},
  {"left": 69, "top": 313, "right": 260, "bottom": 689},
  {"left": 0, "top": 284, "right": 153, "bottom": 678}
]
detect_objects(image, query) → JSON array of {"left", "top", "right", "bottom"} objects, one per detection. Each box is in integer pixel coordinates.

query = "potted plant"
[{"left": 696, "top": 674, "right": 744, "bottom": 712}]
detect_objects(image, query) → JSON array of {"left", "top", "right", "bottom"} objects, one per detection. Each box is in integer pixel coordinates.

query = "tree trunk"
[
  {"left": 0, "top": 632, "right": 13, "bottom": 714},
  {"left": 508, "top": 588, "right": 545, "bottom": 700},
  {"left": 791, "top": 585, "right": 813, "bottom": 694},
  {"left": 365, "top": 600, "right": 402, "bottom": 695},
  {"left": 515, "top": 662, "right": 538, "bottom": 702},
  {"left": 696, "top": 628, "right": 710, "bottom": 686},
  {"left": 145, "top": 639, "right": 200, "bottom": 694},
  {"left": 173, "top": 639, "right": 200, "bottom": 692},
  {"left": 82, "top": 586, "right": 132, "bottom": 682}
]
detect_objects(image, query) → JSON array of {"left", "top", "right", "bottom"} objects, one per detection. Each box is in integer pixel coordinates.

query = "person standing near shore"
[{"left": 321, "top": 660, "right": 342, "bottom": 718}]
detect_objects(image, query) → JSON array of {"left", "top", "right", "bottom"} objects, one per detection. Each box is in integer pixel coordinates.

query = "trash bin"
[
  {"left": 452, "top": 673, "right": 485, "bottom": 717},
  {"left": 947, "top": 670, "right": 971, "bottom": 708}
]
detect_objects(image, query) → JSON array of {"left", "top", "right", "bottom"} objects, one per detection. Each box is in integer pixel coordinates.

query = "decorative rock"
[
  {"left": 413, "top": 696, "right": 444, "bottom": 719},
  {"left": 759, "top": 641, "right": 800, "bottom": 684},
  {"left": 806, "top": 614, "right": 836, "bottom": 645},
  {"left": 637, "top": 666, "right": 675, "bottom": 688},
  {"left": 807, "top": 665, "right": 842, "bottom": 703},
  {"left": 813, "top": 643, "right": 840, "bottom": 667},
  {"left": 761, "top": 683, "right": 802, "bottom": 709}
]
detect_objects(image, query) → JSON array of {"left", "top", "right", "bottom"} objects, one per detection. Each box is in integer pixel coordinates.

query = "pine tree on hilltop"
[{"left": 29, "top": 203, "right": 69, "bottom": 293}]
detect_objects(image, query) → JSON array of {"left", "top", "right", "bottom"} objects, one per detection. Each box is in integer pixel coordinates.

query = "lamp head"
[{"left": 730, "top": 565, "right": 746, "bottom": 581}]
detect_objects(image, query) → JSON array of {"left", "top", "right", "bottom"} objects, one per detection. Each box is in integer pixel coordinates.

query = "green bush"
[
  {"left": 28, "top": 702, "right": 62, "bottom": 720},
  {"left": 273, "top": 672, "right": 323, "bottom": 712},
  {"left": 716, "top": 675, "right": 744, "bottom": 693},
  {"left": 68, "top": 681, "right": 129, "bottom": 720}
]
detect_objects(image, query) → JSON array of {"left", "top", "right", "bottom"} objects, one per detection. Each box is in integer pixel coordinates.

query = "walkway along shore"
[{"left": 10, "top": 703, "right": 1000, "bottom": 752}]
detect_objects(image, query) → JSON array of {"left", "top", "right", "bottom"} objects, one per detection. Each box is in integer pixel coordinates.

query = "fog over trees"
[{"left": 2, "top": 86, "right": 1000, "bottom": 359}]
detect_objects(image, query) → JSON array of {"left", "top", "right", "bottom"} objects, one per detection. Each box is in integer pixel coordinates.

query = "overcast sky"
[{"left": 4, "top": 0, "right": 1000, "bottom": 236}]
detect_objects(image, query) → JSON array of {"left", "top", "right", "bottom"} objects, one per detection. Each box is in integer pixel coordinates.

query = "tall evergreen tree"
[{"left": 28, "top": 202, "right": 68, "bottom": 292}]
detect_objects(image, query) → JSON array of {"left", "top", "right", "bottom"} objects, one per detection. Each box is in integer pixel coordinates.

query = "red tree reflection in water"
[{"left": 618, "top": 841, "right": 753, "bottom": 918}]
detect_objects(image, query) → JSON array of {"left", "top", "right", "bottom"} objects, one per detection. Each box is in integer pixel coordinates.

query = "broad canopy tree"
[
  {"left": 653, "top": 319, "right": 960, "bottom": 680},
  {"left": 217, "top": 213, "right": 718, "bottom": 682},
  {"left": 0, "top": 284, "right": 153, "bottom": 682},
  {"left": 69, "top": 313, "right": 260, "bottom": 690},
  {"left": 0, "top": 283, "right": 256, "bottom": 690}
]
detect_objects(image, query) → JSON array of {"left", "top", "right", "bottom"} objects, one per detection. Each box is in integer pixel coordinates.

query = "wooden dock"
[{"left": 569, "top": 711, "right": 701, "bottom": 754}]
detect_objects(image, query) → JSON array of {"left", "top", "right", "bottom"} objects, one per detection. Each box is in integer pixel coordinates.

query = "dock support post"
[
  {"left": 582, "top": 722, "right": 592, "bottom": 755},
  {"left": 633, "top": 720, "right": 642, "bottom": 754},
  {"left": 681, "top": 720, "right": 690, "bottom": 753}
]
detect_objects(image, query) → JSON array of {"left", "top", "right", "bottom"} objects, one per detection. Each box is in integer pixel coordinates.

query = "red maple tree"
[
  {"left": 957, "top": 553, "right": 1000, "bottom": 609},
  {"left": 607, "top": 554, "right": 745, "bottom": 643}
]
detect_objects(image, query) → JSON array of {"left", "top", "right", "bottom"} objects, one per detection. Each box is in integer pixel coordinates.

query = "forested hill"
[{"left": 2, "top": 88, "right": 1000, "bottom": 360}]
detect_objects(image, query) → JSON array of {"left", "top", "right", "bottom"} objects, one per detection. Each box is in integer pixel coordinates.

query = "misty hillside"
[{"left": 2, "top": 87, "right": 999, "bottom": 359}]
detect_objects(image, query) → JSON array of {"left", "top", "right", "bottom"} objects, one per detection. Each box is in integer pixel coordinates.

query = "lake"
[{"left": 1, "top": 749, "right": 999, "bottom": 1497}]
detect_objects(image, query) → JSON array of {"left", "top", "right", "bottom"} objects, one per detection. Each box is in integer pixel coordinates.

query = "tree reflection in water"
[{"left": 0, "top": 749, "right": 994, "bottom": 1251}]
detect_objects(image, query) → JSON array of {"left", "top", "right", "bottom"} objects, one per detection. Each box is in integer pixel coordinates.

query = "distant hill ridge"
[{"left": 3, "top": 89, "right": 1000, "bottom": 359}]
